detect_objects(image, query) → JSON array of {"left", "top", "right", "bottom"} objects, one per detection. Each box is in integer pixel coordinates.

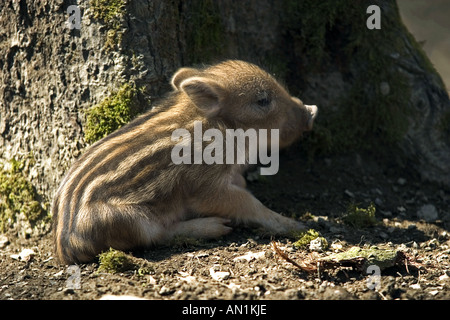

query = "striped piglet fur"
[{"left": 52, "top": 60, "right": 318, "bottom": 264}]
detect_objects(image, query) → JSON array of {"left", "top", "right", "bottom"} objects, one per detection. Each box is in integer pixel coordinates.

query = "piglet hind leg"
[
  {"left": 169, "top": 217, "right": 233, "bottom": 240},
  {"left": 190, "top": 185, "right": 306, "bottom": 235}
]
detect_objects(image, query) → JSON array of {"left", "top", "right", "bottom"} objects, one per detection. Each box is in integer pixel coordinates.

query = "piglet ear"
[
  {"left": 171, "top": 68, "right": 201, "bottom": 90},
  {"left": 180, "top": 77, "right": 225, "bottom": 117}
]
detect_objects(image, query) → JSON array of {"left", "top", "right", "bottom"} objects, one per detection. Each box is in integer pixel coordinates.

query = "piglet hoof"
[
  {"left": 279, "top": 220, "right": 307, "bottom": 235},
  {"left": 201, "top": 217, "right": 233, "bottom": 238}
]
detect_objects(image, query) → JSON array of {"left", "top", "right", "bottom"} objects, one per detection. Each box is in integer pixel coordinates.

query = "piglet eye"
[
  {"left": 257, "top": 98, "right": 270, "bottom": 107},
  {"left": 256, "top": 97, "right": 271, "bottom": 107}
]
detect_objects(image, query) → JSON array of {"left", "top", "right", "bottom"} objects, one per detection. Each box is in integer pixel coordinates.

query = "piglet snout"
[{"left": 305, "top": 104, "right": 318, "bottom": 130}]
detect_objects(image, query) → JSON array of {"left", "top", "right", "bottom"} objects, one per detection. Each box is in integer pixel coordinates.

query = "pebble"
[
  {"left": 240, "top": 239, "right": 257, "bottom": 248},
  {"left": 380, "top": 210, "right": 392, "bottom": 217},
  {"left": 439, "top": 274, "right": 449, "bottom": 282},
  {"left": 63, "top": 288, "right": 75, "bottom": 295},
  {"left": 374, "top": 197, "right": 383, "bottom": 206},
  {"left": 158, "top": 286, "right": 175, "bottom": 296},
  {"left": 380, "top": 82, "right": 390, "bottom": 96},
  {"left": 428, "top": 290, "right": 440, "bottom": 296},
  {"left": 330, "top": 242, "right": 343, "bottom": 251},
  {"left": 397, "top": 206, "right": 406, "bottom": 213},
  {"left": 52, "top": 270, "right": 65, "bottom": 278},
  {"left": 378, "top": 232, "right": 389, "bottom": 240},
  {"left": 0, "top": 235, "right": 9, "bottom": 248},
  {"left": 309, "top": 237, "right": 327, "bottom": 252},
  {"left": 406, "top": 241, "right": 419, "bottom": 249},
  {"left": 409, "top": 283, "right": 421, "bottom": 290},
  {"left": 417, "top": 204, "right": 438, "bottom": 222},
  {"left": 344, "top": 190, "right": 355, "bottom": 198},
  {"left": 233, "top": 251, "right": 265, "bottom": 262},
  {"left": 373, "top": 188, "right": 383, "bottom": 196},
  {"left": 209, "top": 266, "right": 230, "bottom": 281},
  {"left": 10, "top": 248, "right": 36, "bottom": 262}
]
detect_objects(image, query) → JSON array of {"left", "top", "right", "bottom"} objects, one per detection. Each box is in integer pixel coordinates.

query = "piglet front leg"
[{"left": 189, "top": 183, "right": 305, "bottom": 236}]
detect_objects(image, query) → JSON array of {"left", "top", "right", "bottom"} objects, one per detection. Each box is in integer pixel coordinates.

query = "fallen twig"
[{"left": 271, "top": 241, "right": 316, "bottom": 273}]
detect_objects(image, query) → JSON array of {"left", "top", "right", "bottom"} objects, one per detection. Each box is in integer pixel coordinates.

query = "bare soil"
[{"left": 0, "top": 147, "right": 449, "bottom": 301}]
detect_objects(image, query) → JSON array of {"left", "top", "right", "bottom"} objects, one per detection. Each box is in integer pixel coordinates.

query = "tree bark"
[{"left": 0, "top": 0, "right": 448, "bottom": 209}]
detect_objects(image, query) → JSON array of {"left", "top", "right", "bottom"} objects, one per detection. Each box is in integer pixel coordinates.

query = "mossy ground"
[
  {"left": 342, "top": 203, "right": 377, "bottom": 228},
  {"left": 97, "top": 248, "right": 154, "bottom": 275},
  {"left": 321, "top": 246, "right": 400, "bottom": 271},
  {"left": 97, "top": 248, "right": 137, "bottom": 273},
  {"left": 292, "top": 229, "right": 328, "bottom": 250}
]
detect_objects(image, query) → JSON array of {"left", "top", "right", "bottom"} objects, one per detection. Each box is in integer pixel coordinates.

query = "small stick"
[
  {"left": 271, "top": 241, "right": 314, "bottom": 272},
  {"left": 404, "top": 255, "right": 410, "bottom": 274}
]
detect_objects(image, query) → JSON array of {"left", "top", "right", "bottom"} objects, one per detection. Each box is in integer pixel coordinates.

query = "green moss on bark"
[
  {"left": 185, "top": 0, "right": 224, "bottom": 64},
  {"left": 84, "top": 83, "right": 139, "bottom": 144},
  {"left": 90, "top": 0, "right": 126, "bottom": 50},
  {"left": 0, "top": 158, "right": 48, "bottom": 233}
]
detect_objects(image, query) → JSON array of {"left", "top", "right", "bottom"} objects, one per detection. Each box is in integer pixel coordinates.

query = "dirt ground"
[{"left": 0, "top": 145, "right": 449, "bottom": 301}]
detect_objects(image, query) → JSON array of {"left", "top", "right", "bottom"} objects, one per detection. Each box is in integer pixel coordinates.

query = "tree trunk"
[{"left": 0, "top": 0, "right": 449, "bottom": 212}]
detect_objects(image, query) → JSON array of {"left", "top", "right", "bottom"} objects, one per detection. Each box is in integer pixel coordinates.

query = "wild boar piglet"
[{"left": 52, "top": 60, "right": 318, "bottom": 264}]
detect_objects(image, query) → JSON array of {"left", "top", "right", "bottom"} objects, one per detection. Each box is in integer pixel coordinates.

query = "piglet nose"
[
  {"left": 305, "top": 105, "right": 318, "bottom": 130},
  {"left": 305, "top": 105, "right": 318, "bottom": 119}
]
